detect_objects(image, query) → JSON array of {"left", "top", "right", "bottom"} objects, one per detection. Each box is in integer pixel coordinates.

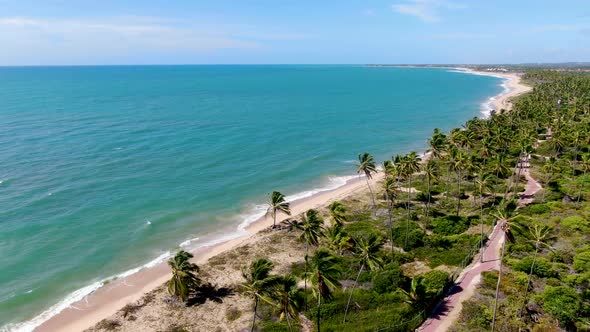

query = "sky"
[{"left": 0, "top": 0, "right": 589, "bottom": 65}]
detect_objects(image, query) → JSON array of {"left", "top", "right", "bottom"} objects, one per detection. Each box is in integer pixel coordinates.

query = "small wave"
[
  {"left": 3, "top": 282, "right": 103, "bottom": 332},
  {"left": 3, "top": 251, "right": 172, "bottom": 332},
  {"left": 179, "top": 237, "right": 200, "bottom": 247},
  {"left": 285, "top": 174, "right": 358, "bottom": 202}
]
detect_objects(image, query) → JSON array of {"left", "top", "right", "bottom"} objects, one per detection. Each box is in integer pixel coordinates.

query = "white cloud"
[
  {"left": 391, "top": 0, "right": 463, "bottom": 23},
  {"left": 0, "top": 16, "right": 263, "bottom": 65}
]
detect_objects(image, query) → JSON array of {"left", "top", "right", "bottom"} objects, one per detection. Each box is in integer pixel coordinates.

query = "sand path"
[{"left": 417, "top": 155, "right": 542, "bottom": 332}]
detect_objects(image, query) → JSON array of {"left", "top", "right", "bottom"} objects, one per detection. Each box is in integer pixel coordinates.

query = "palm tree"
[
  {"left": 241, "top": 258, "right": 275, "bottom": 332},
  {"left": 167, "top": 250, "right": 201, "bottom": 302},
  {"left": 304, "top": 249, "right": 342, "bottom": 332},
  {"left": 343, "top": 234, "right": 384, "bottom": 323},
  {"left": 297, "top": 209, "right": 324, "bottom": 250},
  {"left": 476, "top": 172, "right": 493, "bottom": 262},
  {"left": 328, "top": 201, "right": 347, "bottom": 227},
  {"left": 268, "top": 191, "right": 291, "bottom": 228},
  {"left": 490, "top": 201, "right": 518, "bottom": 332},
  {"left": 449, "top": 147, "right": 467, "bottom": 216},
  {"left": 423, "top": 159, "right": 438, "bottom": 217},
  {"left": 357, "top": 152, "right": 377, "bottom": 210},
  {"left": 402, "top": 152, "right": 421, "bottom": 248},
  {"left": 515, "top": 223, "right": 555, "bottom": 318},
  {"left": 577, "top": 153, "right": 590, "bottom": 203},
  {"left": 427, "top": 128, "right": 448, "bottom": 159},
  {"left": 541, "top": 157, "right": 560, "bottom": 202},
  {"left": 265, "top": 275, "right": 305, "bottom": 332},
  {"left": 324, "top": 224, "right": 352, "bottom": 255},
  {"left": 383, "top": 177, "right": 398, "bottom": 252},
  {"left": 383, "top": 160, "right": 395, "bottom": 179},
  {"left": 295, "top": 209, "right": 324, "bottom": 310}
]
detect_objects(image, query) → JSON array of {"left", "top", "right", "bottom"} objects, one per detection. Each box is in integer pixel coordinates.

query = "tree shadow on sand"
[{"left": 186, "top": 283, "right": 234, "bottom": 306}]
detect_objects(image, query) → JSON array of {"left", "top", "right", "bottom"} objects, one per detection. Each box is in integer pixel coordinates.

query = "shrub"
[
  {"left": 373, "top": 262, "right": 406, "bottom": 294},
  {"left": 513, "top": 256, "right": 557, "bottom": 278},
  {"left": 536, "top": 286, "right": 581, "bottom": 327},
  {"left": 457, "top": 300, "right": 492, "bottom": 330},
  {"left": 429, "top": 215, "right": 470, "bottom": 235},
  {"left": 521, "top": 203, "right": 551, "bottom": 215},
  {"left": 573, "top": 251, "right": 590, "bottom": 272},
  {"left": 391, "top": 221, "right": 425, "bottom": 250},
  {"left": 561, "top": 215, "right": 589, "bottom": 233},
  {"left": 420, "top": 270, "right": 450, "bottom": 299},
  {"left": 260, "top": 322, "right": 295, "bottom": 332},
  {"left": 548, "top": 249, "right": 573, "bottom": 264}
]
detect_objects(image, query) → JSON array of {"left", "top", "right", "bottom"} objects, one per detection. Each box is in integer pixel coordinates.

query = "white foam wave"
[
  {"left": 2, "top": 251, "right": 172, "bottom": 332},
  {"left": 179, "top": 237, "right": 200, "bottom": 247},
  {"left": 3, "top": 282, "right": 103, "bottom": 332}
]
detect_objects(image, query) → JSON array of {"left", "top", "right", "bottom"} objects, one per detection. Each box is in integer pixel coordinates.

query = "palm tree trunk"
[
  {"left": 304, "top": 246, "right": 308, "bottom": 311},
  {"left": 251, "top": 297, "right": 259, "bottom": 332},
  {"left": 343, "top": 262, "right": 364, "bottom": 324},
  {"left": 491, "top": 238, "right": 505, "bottom": 332},
  {"left": 456, "top": 170, "right": 462, "bottom": 216},
  {"left": 405, "top": 176, "right": 412, "bottom": 248},
  {"left": 513, "top": 152, "right": 524, "bottom": 195},
  {"left": 480, "top": 194, "right": 485, "bottom": 263},
  {"left": 365, "top": 177, "right": 376, "bottom": 212},
  {"left": 426, "top": 175, "right": 431, "bottom": 217},
  {"left": 388, "top": 200, "right": 394, "bottom": 254},
  {"left": 273, "top": 210, "right": 277, "bottom": 228},
  {"left": 577, "top": 169, "right": 587, "bottom": 203},
  {"left": 285, "top": 308, "right": 293, "bottom": 332},
  {"left": 519, "top": 245, "right": 539, "bottom": 318},
  {"left": 317, "top": 295, "right": 321, "bottom": 332}
]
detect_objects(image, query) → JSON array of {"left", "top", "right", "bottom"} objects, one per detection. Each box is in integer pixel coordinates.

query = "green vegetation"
[
  {"left": 452, "top": 71, "right": 590, "bottom": 331},
  {"left": 164, "top": 70, "right": 590, "bottom": 331}
]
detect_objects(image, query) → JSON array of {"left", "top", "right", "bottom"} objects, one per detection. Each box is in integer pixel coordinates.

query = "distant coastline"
[{"left": 15, "top": 67, "right": 530, "bottom": 332}]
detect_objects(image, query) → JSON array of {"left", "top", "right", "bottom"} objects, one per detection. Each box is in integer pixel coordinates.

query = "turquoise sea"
[{"left": 0, "top": 65, "right": 503, "bottom": 330}]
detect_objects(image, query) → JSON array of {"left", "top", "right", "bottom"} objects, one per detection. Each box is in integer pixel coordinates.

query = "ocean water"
[{"left": 0, "top": 65, "right": 503, "bottom": 330}]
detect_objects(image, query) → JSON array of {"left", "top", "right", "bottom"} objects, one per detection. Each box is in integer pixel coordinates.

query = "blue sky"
[{"left": 0, "top": 0, "right": 588, "bottom": 65}]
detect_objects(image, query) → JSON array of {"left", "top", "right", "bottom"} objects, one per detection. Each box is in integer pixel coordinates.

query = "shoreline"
[{"left": 19, "top": 69, "right": 530, "bottom": 332}]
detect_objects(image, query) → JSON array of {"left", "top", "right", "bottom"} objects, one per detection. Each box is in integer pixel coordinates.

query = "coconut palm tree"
[
  {"left": 268, "top": 191, "right": 291, "bottom": 228},
  {"left": 343, "top": 234, "right": 384, "bottom": 323},
  {"left": 357, "top": 152, "right": 377, "bottom": 210},
  {"left": 476, "top": 172, "right": 493, "bottom": 262},
  {"left": 449, "top": 147, "right": 467, "bottom": 216},
  {"left": 491, "top": 201, "right": 518, "bottom": 332},
  {"left": 304, "top": 249, "right": 342, "bottom": 332},
  {"left": 514, "top": 223, "right": 555, "bottom": 318},
  {"left": 324, "top": 224, "right": 352, "bottom": 255},
  {"left": 328, "top": 201, "right": 347, "bottom": 227},
  {"left": 294, "top": 209, "right": 324, "bottom": 310},
  {"left": 542, "top": 157, "right": 560, "bottom": 202},
  {"left": 241, "top": 258, "right": 275, "bottom": 332},
  {"left": 167, "top": 250, "right": 201, "bottom": 302},
  {"left": 265, "top": 275, "right": 305, "bottom": 332},
  {"left": 577, "top": 153, "right": 590, "bottom": 203},
  {"left": 402, "top": 152, "right": 421, "bottom": 248},
  {"left": 297, "top": 209, "right": 324, "bottom": 250},
  {"left": 383, "top": 160, "right": 395, "bottom": 179},
  {"left": 427, "top": 128, "right": 448, "bottom": 159},
  {"left": 423, "top": 159, "right": 438, "bottom": 217},
  {"left": 383, "top": 176, "right": 398, "bottom": 252}
]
